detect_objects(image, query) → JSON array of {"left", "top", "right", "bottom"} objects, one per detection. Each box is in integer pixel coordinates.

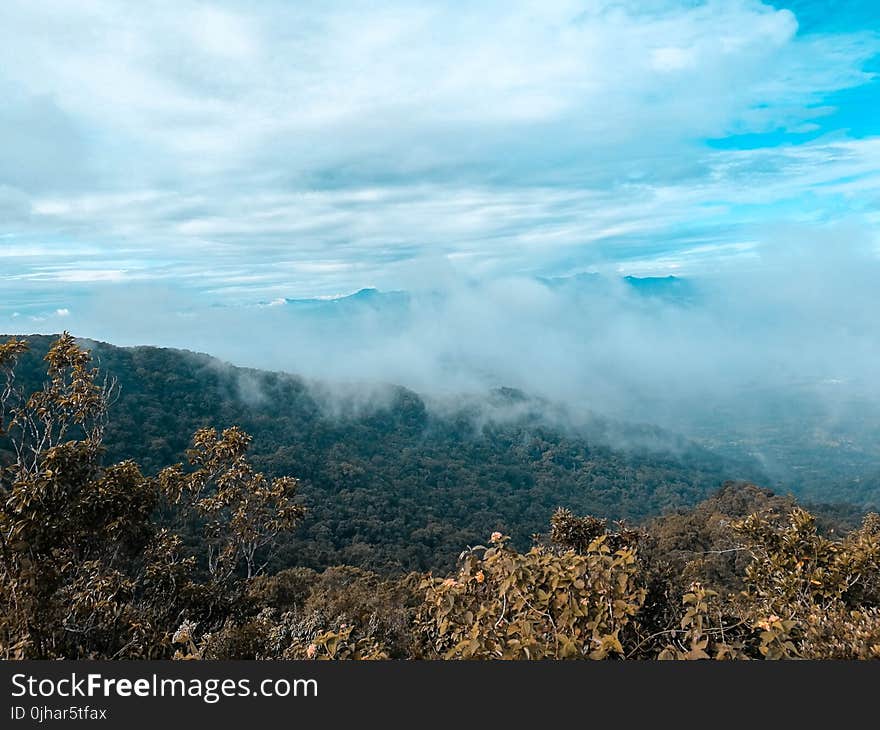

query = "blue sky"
[{"left": 1, "top": 0, "right": 879, "bottom": 328}]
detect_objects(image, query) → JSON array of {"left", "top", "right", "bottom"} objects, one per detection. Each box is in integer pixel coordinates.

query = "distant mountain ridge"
[{"left": 264, "top": 274, "right": 701, "bottom": 312}]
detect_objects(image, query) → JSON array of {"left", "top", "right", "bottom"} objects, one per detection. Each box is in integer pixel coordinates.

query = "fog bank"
[{"left": 5, "top": 226, "right": 880, "bottom": 494}]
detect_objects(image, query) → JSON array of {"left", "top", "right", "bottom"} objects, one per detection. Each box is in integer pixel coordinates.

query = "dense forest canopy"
[{"left": 1, "top": 334, "right": 778, "bottom": 573}]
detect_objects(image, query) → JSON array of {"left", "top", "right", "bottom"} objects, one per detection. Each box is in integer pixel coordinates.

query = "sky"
[{"left": 1, "top": 0, "right": 879, "bottom": 326}]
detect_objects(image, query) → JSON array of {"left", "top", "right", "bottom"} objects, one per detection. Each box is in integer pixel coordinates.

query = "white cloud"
[
  {"left": 0, "top": 1, "right": 873, "bottom": 179},
  {"left": 651, "top": 46, "right": 696, "bottom": 71},
  {"left": 0, "top": 1, "right": 877, "bottom": 300},
  {"left": 3, "top": 134, "right": 875, "bottom": 301}
]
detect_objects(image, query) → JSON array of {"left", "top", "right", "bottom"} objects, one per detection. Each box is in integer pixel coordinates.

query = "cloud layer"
[{"left": 1, "top": 0, "right": 879, "bottom": 310}]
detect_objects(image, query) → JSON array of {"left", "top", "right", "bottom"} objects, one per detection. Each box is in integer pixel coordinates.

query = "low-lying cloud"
[{"left": 11, "top": 223, "right": 877, "bottom": 423}]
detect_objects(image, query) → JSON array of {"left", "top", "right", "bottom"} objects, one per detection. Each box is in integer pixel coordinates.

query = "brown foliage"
[
  {"left": 417, "top": 531, "right": 645, "bottom": 659},
  {"left": 0, "top": 335, "right": 304, "bottom": 658}
]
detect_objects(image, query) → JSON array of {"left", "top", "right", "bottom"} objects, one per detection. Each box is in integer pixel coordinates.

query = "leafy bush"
[
  {"left": 417, "top": 531, "right": 645, "bottom": 659},
  {"left": 0, "top": 335, "right": 304, "bottom": 658}
]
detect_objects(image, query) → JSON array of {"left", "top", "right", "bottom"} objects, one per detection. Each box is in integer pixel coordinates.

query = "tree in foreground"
[{"left": 0, "top": 334, "right": 305, "bottom": 658}]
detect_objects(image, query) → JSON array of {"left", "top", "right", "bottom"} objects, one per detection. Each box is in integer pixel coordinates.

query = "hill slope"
[{"left": 4, "top": 334, "right": 764, "bottom": 572}]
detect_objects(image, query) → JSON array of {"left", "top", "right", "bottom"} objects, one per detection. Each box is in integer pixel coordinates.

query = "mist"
[{"left": 6, "top": 223, "right": 879, "bottom": 495}]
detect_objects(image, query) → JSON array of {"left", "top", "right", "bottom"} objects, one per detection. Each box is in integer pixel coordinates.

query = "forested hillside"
[
  {"left": 2, "top": 334, "right": 878, "bottom": 661},
  {"left": 3, "top": 334, "right": 762, "bottom": 572}
]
